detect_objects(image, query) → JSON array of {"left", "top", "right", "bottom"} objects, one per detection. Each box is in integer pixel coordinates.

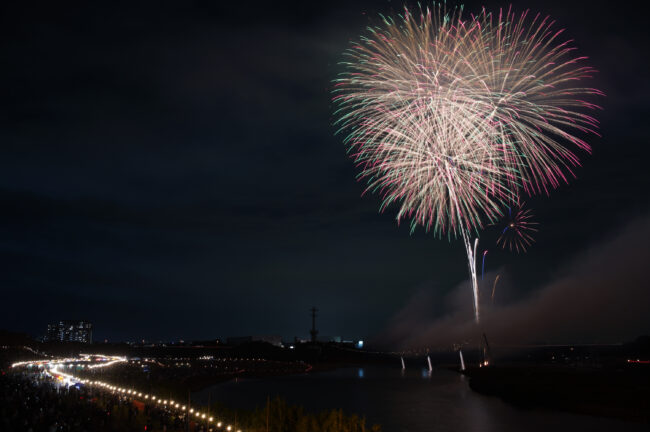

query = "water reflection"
[{"left": 193, "top": 367, "right": 646, "bottom": 432}]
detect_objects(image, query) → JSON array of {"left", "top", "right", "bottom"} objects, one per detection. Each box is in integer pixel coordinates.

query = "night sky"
[{"left": 1, "top": 0, "right": 648, "bottom": 344}]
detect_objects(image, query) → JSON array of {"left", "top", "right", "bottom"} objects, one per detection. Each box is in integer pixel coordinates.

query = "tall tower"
[
  {"left": 481, "top": 332, "right": 492, "bottom": 366},
  {"left": 310, "top": 307, "right": 318, "bottom": 342}
]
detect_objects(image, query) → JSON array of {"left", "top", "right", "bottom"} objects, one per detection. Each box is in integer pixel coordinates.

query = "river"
[{"left": 193, "top": 366, "right": 645, "bottom": 432}]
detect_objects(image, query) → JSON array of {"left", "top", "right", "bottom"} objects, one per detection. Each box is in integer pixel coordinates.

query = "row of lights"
[
  {"left": 12, "top": 354, "right": 125, "bottom": 370},
  {"left": 36, "top": 358, "right": 242, "bottom": 432},
  {"left": 86, "top": 381, "right": 239, "bottom": 431}
]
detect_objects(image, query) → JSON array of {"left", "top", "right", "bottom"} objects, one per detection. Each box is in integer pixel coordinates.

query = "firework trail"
[
  {"left": 481, "top": 250, "right": 488, "bottom": 280},
  {"left": 462, "top": 236, "right": 480, "bottom": 321},
  {"left": 497, "top": 201, "right": 539, "bottom": 253},
  {"left": 491, "top": 274, "right": 500, "bottom": 305},
  {"left": 333, "top": 3, "right": 602, "bottom": 323}
]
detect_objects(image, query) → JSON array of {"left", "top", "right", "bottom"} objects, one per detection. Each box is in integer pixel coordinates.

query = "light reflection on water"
[{"left": 193, "top": 367, "right": 646, "bottom": 432}]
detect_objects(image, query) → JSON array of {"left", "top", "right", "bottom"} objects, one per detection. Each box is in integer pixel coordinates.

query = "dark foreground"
[
  {"left": 467, "top": 364, "right": 650, "bottom": 423},
  {"left": 1, "top": 372, "right": 186, "bottom": 432},
  {"left": 1, "top": 370, "right": 381, "bottom": 432},
  {"left": 3, "top": 331, "right": 650, "bottom": 431}
]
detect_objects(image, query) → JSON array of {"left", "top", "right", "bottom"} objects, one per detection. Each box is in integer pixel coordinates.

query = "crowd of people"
[{"left": 0, "top": 371, "right": 213, "bottom": 431}]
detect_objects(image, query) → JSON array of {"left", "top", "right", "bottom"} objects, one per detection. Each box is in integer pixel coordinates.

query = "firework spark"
[
  {"left": 333, "top": 3, "right": 602, "bottom": 322},
  {"left": 481, "top": 250, "right": 488, "bottom": 280},
  {"left": 491, "top": 274, "right": 500, "bottom": 305},
  {"left": 497, "top": 201, "right": 539, "bottom": 253}
]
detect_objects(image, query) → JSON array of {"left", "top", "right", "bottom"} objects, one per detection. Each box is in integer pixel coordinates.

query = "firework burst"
[
  {"left": 333, "top": 4, "right": 602, "bottom": 235},
  {"left": 332, "top": 3, "right": 602, "bottom": 322},
  {"left": 497, "top": 201, "right": 539, "bottom": 253}
]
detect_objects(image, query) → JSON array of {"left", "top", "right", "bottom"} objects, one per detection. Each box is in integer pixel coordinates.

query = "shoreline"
[{"left": 465, "top": 365, "right": 650, "bottom": 424}]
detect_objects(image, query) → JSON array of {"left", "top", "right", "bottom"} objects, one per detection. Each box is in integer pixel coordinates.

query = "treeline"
[{"left": 211, "top": 397, "right": 382, "bottom": 432}]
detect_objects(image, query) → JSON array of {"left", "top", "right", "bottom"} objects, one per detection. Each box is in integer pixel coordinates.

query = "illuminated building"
[{"left": 45, "top": 320, "right": 93, "bottom": 344}]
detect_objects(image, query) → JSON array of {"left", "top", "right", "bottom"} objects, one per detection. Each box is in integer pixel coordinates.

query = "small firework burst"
[{"left": 497, "top": 202, "right": 539, "bottom": 253}]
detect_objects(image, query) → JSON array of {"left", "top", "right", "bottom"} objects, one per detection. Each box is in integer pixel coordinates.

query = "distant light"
[{"left": 357, "top": 340, "right": 364, "bottom": 349}]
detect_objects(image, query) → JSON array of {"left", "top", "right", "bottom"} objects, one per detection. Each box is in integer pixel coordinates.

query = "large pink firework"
[{"left": 332, "top": 4, "right": 602, "bottom": 322}]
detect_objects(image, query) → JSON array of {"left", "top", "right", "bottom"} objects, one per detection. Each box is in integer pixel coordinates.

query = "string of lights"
[{"left": 12, "top": 355, "right": 242, "bottom": 432}]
